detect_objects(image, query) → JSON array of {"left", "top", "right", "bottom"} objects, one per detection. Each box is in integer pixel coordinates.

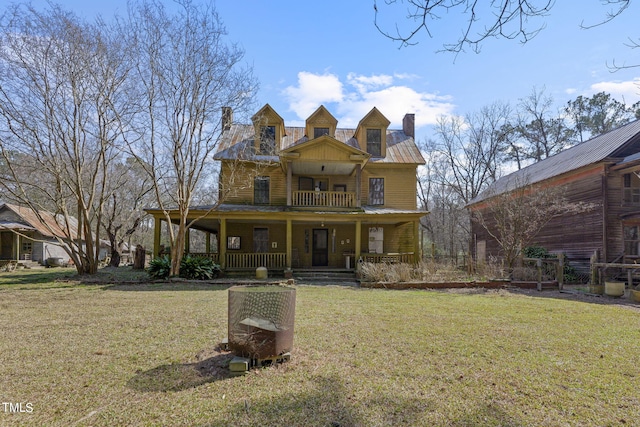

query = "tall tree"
[
  {"left": 0, "top": 4, "right": 131, "bottom": 274},
  {"left": 507, "top": 87, "right": 575, "bottom": 165},
  {"left": 124, "top": 0, "right": 257, "bottom": 276},
  {"left": 102, "top": 158, "right": 155, "bottom": 267},
  {"left": 429, "top": 102, "right": 510, "bottom": 204},
  {"left": 565, "top": 91, "right": 640, "bottom": 142}
]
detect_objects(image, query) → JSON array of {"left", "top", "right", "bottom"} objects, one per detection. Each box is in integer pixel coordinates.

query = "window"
[
  {"left": 259, "top": 125, "right": 276, "bottom": 154},
  {"left": 254, "top": 176, "right": 270, "bottom": 204},
  {"left": 623, "top": 173, "right": 640, "bottom": 206},
  {"left": 314, "top": 127, "right": 329, "bottom": 138},
  {"left": 253, "top": 228, "right": 269, "bottom": 253},
  {"left": 624, "top": 225, "right": 640, "bottom": 256},
  {"left": 227, "top": 236, "right": 241, "bottom": 250},
  {"left": 369, "top": 178, "right": 384, "bottom": 205},
  {"left": 366, "top": 128, "right": 382, "bottom": 156}
]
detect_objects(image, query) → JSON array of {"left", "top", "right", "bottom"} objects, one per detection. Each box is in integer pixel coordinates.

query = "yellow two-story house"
[{"left": 147, "top": 104, "right": 426, "bottom": 275}]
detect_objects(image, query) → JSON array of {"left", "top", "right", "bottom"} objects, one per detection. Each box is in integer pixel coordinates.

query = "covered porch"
[{"left": 149, "top": 206, "right": 424, "bottom": 274}]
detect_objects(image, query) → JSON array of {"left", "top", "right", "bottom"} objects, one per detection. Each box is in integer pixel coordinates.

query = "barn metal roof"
[
  {"left": 468, "top": 119, "right": 640, "bottom": 206},
  {"left": 215, "top": 124, "right": 425, "bottom": 165}
]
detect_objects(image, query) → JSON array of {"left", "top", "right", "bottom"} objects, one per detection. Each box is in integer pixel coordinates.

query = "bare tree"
[
  {"left": 429, "top": 102, "right": 510, "bottom": 204},
  {"left": 102, "top": 158, "right": 155, "bottom": 267},
  {"left": 473, "top": 176, "right": 595, "bottom": 271},
  {"left": 0, "top": 4, "right": 131, "bottom": 274},
  {"left": 374, "top": 0, "right": 554, "bottom": 51},
  {"left": 504, "top": 87, "right": 575, "bottom": 165},
  {"left": 123, "top": 0, "right": 257, "bottom": 276},
  {"left": 374, "top": 0, "right": 629, "bottom": 53}
]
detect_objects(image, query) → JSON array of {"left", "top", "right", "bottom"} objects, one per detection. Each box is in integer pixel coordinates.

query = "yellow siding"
[
  {"left": 221, "top": 160, "right": 418, "bottom": 209},
  {"left": 299, "top": 143, "right": 353, "bottom": 162},
  {"left": 363, "top": 166, "right": 417, "bottom": 209},
  {"left": 225, "top": 223, "right": 287, "bottom": 253}
]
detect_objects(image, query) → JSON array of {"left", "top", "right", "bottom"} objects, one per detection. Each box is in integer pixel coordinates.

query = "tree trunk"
[{"left": 109, "top": 250, "right": 121, "bottom": 267}]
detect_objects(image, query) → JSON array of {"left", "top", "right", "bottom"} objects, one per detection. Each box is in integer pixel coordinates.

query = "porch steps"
[
  {"left": 293, "top": 269, "right": 358, "bottom": 285},
  {"left": 17, "top": 260, "right": 45, "bottom": 270}
]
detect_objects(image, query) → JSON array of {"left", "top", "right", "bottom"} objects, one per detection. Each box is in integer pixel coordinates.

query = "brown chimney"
[
  {"left": 403, "top": 113, "right": 415, "bottom": 138},
  {"left": 221, "top": 107, "right": 233, "bottom": 131}
]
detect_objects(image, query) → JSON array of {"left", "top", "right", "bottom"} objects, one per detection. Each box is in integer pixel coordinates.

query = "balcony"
[{"left": 292, "top": 190, "right": 356, "bottom": 208}]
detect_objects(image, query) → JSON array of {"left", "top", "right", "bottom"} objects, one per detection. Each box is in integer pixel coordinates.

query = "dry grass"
[
  {"left": 360, "top": 261, "right": 476, "bottom": 283},
  {"left": 1, "top": 269, "right": 640, "bottom": 426}
]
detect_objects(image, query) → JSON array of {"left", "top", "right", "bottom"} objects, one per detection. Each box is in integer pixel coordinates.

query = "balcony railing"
[
  {"left": 226, "top": 252, "right": 287, "bottom": 270},
  {"left": 293, "top": 190, "right": 356, "bottom": 208}
]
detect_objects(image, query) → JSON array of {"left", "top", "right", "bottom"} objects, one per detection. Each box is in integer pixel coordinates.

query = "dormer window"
[
  {"left": 314, "top": 127, "right": 329, "bottom": 139},
  {"left": 251, "top": 104, "right": 284, "bottom": 155},
  {"left": 355, "top": 107, "right": 390, "bottom": 157},
  {"left": 366, "top": 129, "right": 382, "bottom": 156},
  {"left": 259, "top": 125, "right": 276, "bottom": 154}
]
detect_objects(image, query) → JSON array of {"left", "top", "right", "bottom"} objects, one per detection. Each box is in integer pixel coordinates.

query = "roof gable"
[
  {"left": 0, "top": 203, "right": 77, "bottom": 238},
  {"left": 305, "top": 105, "right": 338, "bottom": 138}
]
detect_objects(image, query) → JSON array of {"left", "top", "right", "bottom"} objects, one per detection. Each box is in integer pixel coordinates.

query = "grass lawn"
[{"left": 1, "top": 269, "right": 639, "bottom": 426}]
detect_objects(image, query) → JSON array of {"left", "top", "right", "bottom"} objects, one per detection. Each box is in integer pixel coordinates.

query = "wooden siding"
[
  {"left": 471, "top": 165, "right": 605, "bottom": 272},
  {"left": 221, "top": 160, "right": 417, "bottom": 209},
  {"left": 363, "top": 166, "right": 417, "bottom": 209}
]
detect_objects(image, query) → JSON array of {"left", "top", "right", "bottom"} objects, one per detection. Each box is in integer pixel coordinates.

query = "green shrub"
[
  {"left": 179, "top": 255, "right": 220, "bottom": 280},
  {"left": 523, "top": 246, "right": 579, "bottom": 283},
  {"left": 147, "top": 256, "right": 171, "bottom": 279},
  {"left": 147, "top": 255, "right": 220, "bottom": 280}
]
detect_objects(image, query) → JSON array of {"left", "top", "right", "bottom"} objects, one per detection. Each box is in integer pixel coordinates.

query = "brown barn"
[{"left": 467, "top": 119, "right": 640, "bottom": 273}]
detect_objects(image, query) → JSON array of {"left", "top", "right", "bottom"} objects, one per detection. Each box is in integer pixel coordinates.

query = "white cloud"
[
  {"left": 282, "top": 72, "right": 344, "bottom": 118},
  {"left": 590, "top": 78, "right": 640, "bottom": 105},
  {"left": 282, "top": 72, "right": 455, "bottom": 131}
]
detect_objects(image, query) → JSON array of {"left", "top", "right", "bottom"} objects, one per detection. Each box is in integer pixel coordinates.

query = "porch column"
[
  {"left": 413, "top": 220, "right": 421, "bottom": 264},
  {"left": 14, "top": 233, "right": 19, "bottom": 260},
  {"left": 205, "top": 231, "right": 211, "bottom": 254},
  {"left": 286, "top": 161, "right": 292, "bottom": 206},
  {"left": 153, "top": 216, "right": 162, "bottom": 257},
  {"left": 355, "top": 164, "right": 362, "bottom": 208},
  {"left": 355, "top": 220, "right": 362, "bottom": 262},
  {"left": 286, "top": 219, "right": 292, "bottom": 269},
  {"left": 219, "top": 218, "right": 227, "bottom": 269}
]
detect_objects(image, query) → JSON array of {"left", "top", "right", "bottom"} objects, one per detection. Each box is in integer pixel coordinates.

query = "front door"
[{"left": 312, "top": 229, "right": 328, "bottom": 266}]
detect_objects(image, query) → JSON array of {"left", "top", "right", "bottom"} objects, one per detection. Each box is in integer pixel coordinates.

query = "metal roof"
[
  {"left": 468, "top": 119, "right": 640, "bottom": 205},
  {"left": 215, "top": 124, "right": 425, "bottom": 165}
]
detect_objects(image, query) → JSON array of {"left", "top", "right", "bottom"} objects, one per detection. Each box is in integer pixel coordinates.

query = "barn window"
[
  {"left": 624, "top": 225, "right": 640, "bottom": 256},
  {"left": 623, "top": 173, "right": 640, "bottom": 206}
]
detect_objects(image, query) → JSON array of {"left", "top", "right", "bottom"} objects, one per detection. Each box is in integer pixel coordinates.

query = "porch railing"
[
  {"left": 361, "top": 252, "right": 415, "bottom": 264},
  {"left": 187, "top": 253, "right": 220, "bottom": 264},
  {"left": 226, "top": 252, "right": 287, "bottom": 270},
  {"left": 293, "top": 190, "right": 356, "bottom": 208}
]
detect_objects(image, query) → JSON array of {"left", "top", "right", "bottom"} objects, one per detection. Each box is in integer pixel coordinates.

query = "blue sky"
[{"left": 25, "top": 1, "right": 640, "bottom": 141}]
